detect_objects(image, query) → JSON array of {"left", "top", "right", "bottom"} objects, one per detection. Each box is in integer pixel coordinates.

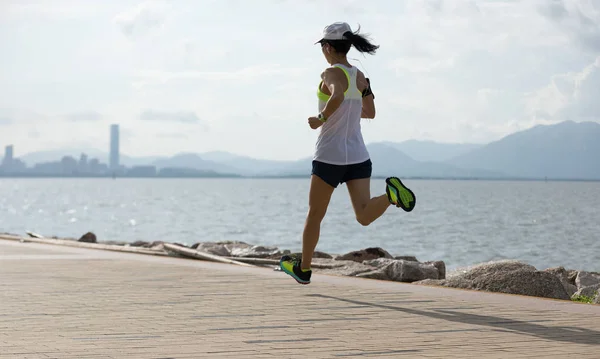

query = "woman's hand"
[{"left": 308, "top": 116, "right": 323, "bottom": 129}]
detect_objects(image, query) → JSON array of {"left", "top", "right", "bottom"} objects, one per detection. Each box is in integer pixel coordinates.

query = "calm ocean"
[{"left": 1, "top": 178, "right": 599, "bottom": 272}]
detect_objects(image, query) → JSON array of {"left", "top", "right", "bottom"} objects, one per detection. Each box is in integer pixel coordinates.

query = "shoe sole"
[
  {"left": 279, "top": 260, "right": 310, "bottom": 285},
  {"left": 386, "top": 177, "right": 416, "bottom": 212}
]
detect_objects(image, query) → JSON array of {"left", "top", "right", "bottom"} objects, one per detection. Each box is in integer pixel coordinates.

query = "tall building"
[
  {"left": 1, "top": 145, "right": 14, "bottom": 170},
  {"left": 109, "top": 124, "right": 119, "bottom": 172}
]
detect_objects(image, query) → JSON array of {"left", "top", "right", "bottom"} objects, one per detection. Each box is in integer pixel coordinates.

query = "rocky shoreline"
[{"left": 4, "top": 230, "right": 599, "bottom": 305}]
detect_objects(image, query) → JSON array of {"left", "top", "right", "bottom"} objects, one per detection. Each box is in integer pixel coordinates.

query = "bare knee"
[
  {"left": 307, "top": 206, "right": 327, "bottom": 223},
  {"left": 356, "top": 214, "right": 372, "bottom": 226}
]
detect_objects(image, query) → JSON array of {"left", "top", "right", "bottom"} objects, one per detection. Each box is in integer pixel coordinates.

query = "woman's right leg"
[
  {"left": 280, "top": 163, "right": 338, "bottom": 284},
  {"left": 301, "top": 174, "right": 335, "bottom": 270}
]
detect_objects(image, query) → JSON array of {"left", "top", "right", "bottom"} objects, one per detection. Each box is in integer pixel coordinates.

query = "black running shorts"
[{"left": 311, "top": 159, "right": 372, "bottom": 188}]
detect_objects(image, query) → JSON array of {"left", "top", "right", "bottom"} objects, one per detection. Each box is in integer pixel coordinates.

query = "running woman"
[{"left": 279, "top": 22, "right": 416, "bottom": 284}]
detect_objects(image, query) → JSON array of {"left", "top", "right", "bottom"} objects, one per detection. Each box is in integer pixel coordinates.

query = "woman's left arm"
[{"left": 357, "top": 71, "right": 375, "bottom": 119}]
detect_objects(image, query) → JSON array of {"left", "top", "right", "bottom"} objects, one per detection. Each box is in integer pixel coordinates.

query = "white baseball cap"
[{"left": 315, "top": 22, "right": 353, "bottom": 44}]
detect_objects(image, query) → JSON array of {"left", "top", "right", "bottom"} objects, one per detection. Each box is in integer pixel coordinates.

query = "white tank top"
[{"left": 314, "top": 64, "right": 370, "bottom": 165}]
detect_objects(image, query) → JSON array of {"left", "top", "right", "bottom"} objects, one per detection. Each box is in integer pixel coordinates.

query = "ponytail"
[{"left": 343, "top": 28, "right": 379, "bottom": 55}]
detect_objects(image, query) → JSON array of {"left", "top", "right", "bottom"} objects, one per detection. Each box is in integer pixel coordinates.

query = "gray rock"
[
  {"left": 425, "top": 260, "right": 446, "bottom": 280},
  {"left": 191, "top": 242, "right": 231, "bottom": 257},
  {"left": 463, "top": 269, "right": 569, "bottom": 300},
  {"left": 317, "top": 259, "right": 376, "bottom": 277},
  {"left": 78, "top": 232, "right": 97, "bottom": 243},
  {"left": 358, "top": 259, "right": 440, "bottom": 282},
  {"left": 417, "top": 260, "right": 570, "bottom": 300},
  {"left": 448, "top": 260, "right": 537, "bottom": 280},
  {"left": 572, "top": 284, "right": 600, "bottom": 299},
  {"left": 229, "top": 244, "right": 280, "bottom": 258},
  {"left": 336, "top": 247, "right": 393, "bottom": 263},
  {"left": 543, "top": 267, "right": 578, "bottom": 297},
  {"left": 575, "top": 271, "right": 600, "bottom": 290},
  {"left": 394, "top": 256, "right": 418, "bottom": 262},
  {"left": 595, "top": 291, "right": 600, "bottom": 304}
]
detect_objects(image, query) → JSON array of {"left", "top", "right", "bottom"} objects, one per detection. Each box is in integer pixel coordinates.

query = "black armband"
[{"left": 362, "top": 78, "right": 374, "bottom": 99}]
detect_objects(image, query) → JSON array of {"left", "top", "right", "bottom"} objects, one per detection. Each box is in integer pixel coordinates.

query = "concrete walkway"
[{"left": 1, "top": 239, "right": 598, "bottom": 359}]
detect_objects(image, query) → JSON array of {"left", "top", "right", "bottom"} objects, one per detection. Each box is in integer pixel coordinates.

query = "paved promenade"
[{"left": 1, "top": 239, "right": 599, "bottom": 358}]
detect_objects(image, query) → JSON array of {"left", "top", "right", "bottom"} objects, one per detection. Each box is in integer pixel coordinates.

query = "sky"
[{"left": 1, "top": 0, "right": 599, "bottom": 161}]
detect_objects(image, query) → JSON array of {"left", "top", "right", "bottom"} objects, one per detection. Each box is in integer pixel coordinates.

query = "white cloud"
[
  {"left": 113, "top": 1, "right": 172, "bottom": 37},
  {"left": 527, "top": 56, "right": 600, "bottom": 122}
]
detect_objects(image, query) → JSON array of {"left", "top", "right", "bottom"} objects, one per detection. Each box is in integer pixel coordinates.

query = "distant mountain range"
[
  {"left": 447, "top": 121, "right": 600, "bottom": 180},
  {"left": 11, "top": 120, "right": 600, "bottom": 180}
]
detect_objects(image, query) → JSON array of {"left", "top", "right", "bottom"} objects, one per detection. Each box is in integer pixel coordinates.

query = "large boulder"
[
  {"left": 357, "top": 258, "right": 441, "bottom": 282},
  {"left": 595, "top": 291, "right": 600, "bottom": 305},
  {"left": 78, "top": 232, "right": 97, "bottom": 243},
  {"left": 543, "top": 267, "right": 578, "bottom": 297},
  {"left": 575, "top": 271, "right": 600, "bottom": 290},
  {"left": 415, "top": 260, "right": 570, "bottom": 300},
  {"left": 335, "top": 247, "right": 393, "bottom": 263},
  {"left": 318, "top": 260, "right": 376, "bottom": 277},
  {"left": 448, "top": 260, "right": 537, "bottom": 280}
]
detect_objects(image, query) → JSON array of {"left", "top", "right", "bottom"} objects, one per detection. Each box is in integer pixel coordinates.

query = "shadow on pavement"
[{"left": 308, "top": 293, "right": 600, "bottom": 346}]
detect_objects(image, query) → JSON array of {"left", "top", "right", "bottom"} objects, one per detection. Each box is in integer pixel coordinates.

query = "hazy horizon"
[
  {"left": 9, "top": 138, "right": 488, "bottom": 162},
  {"left": 1, "top": 0, "right": 599, "bottom": 161}
]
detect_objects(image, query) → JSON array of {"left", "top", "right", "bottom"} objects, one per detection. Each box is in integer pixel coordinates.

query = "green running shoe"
[
  {"left": 386, "top": 177, "right": 416, "bottom": 212},
  {"left": 279, "top": 254, "right": 311, "bottom": 285}
]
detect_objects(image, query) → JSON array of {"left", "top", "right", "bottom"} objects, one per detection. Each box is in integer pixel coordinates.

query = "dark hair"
[{"left": 322, "top": 26, "right": 379, "bottom": 55}]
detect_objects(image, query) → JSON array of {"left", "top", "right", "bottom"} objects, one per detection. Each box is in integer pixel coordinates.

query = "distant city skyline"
[
  {"left": 0, "top": 124, "right": 128, "bottom": 176},
  {"left": 0, "top": 122, "right": 243, "bottom": 178},
  {"left": 0, "top": 120, "right": 599, "bottom": 180}
]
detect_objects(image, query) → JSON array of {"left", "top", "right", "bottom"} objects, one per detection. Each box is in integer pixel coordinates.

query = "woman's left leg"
[
  {"left": 345, "top": 177, "right": 391, "bottom": 226},
  {"left": 343, "top": 159, "right": 413, "bottom": 225}
]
